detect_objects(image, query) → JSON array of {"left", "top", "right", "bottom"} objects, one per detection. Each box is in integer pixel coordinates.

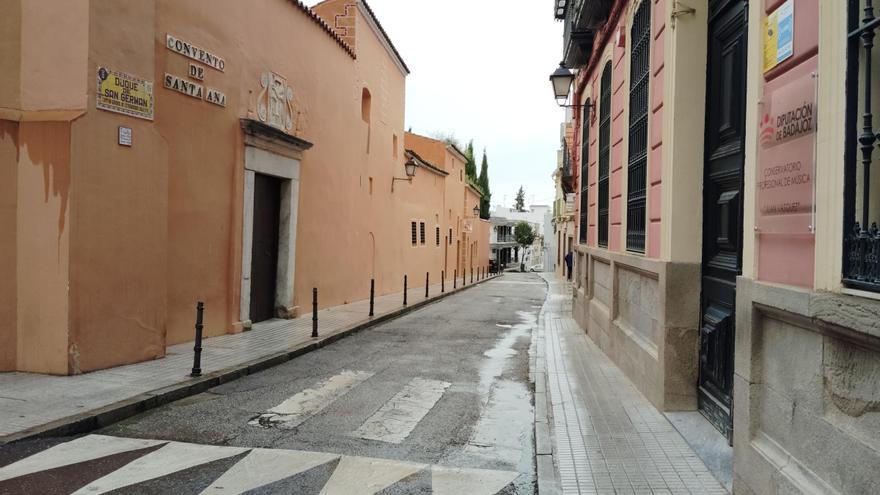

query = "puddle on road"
[
  {"left": 453, "top": 310, "right": 537, "bottom": 477},
  {"left": 478, "top": 311, "right": 536, "bottom": 397}
]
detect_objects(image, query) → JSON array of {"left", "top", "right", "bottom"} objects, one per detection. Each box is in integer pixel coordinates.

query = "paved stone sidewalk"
[
  {"left": 537, "top": 274, "right": 728, "bottom": 495},
  {"left": 0, "top": 275, "right": 491, "bottom": 443}
]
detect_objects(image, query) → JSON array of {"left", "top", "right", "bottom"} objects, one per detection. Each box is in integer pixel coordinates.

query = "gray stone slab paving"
[
  {"left": 0, "top": 277, "right": 491, "bottom": 442},
  {"left": 537, "top": 274, "right": 728, "bottom": 495}
]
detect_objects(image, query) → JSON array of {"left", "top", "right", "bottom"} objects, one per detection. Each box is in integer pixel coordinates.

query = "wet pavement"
[
  {"left": 537, "top": 274, "right": 728, "bottom": 495},
  {"left": 0, "top": 273, "right": 546, "bottom": 494}
]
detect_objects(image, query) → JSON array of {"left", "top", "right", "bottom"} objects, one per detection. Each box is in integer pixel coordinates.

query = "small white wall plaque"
[{"left": 118, "top": 126, "right": 132, "bottom": 146}]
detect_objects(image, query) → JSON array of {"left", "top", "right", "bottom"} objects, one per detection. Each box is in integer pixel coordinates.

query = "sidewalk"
[
  {"left": 0, "top": 274, "right": 494, "bottom": 444},
  {"left": 534, "top": 274, "right": 728, "bottom": 495}
]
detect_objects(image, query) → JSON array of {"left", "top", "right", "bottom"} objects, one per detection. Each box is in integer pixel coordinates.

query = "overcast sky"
[{"left": 316, "top": 0, "right": 565, "bottom": 208}]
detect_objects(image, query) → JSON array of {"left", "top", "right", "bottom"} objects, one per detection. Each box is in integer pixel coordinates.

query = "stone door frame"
[{"left": 239, "top": 119, "right": 312, "bottom": 326}]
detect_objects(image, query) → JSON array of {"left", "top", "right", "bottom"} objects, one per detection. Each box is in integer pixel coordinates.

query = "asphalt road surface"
[{"left": 0, "top": 272, "right": 547, "bottom": 494}]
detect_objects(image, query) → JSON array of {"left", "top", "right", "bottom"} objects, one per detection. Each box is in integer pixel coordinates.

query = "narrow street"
[{"left": 0, "top": 274, "right": 547, "bottom": 494}]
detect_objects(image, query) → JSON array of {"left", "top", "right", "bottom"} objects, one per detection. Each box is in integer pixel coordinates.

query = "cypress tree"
[
  {"left": 478, "top": 149, "right": 491, "bottom": 219},
  {"left": 465, "top": 140, "right": 477, "bottom": 180}
]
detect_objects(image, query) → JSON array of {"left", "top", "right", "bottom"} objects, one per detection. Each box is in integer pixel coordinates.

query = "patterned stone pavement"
[
  {"left": 537, "top": 275, "right": 728, "bottom": 495},
  {"left": 0, "top": 275, "right": 491, "bottom": 441}
]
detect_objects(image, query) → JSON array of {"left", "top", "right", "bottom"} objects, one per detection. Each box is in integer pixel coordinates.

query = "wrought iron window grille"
[
  {"left": 626, "top": 0, "right": 650, "bottom": 254},
  {"left": 598, "top": 63, "right": 612, "bottom": 248},
  {"left": 844, "top": 0, "right": 880, "bottom": 291},
  {"left": 580, "top": 100, "right": 591, "bottom": 244}
]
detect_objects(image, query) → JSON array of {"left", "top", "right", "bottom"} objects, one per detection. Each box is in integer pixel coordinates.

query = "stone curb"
[
  {"left": 0, "top": 274, "right": 501, "bottom": 446},
  {"left": 532, "top": 275, "right": 561, "bottom": 495}
]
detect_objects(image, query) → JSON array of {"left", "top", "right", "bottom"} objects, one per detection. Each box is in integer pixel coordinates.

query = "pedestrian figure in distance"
[{"left": 565, "top": 251, "right": 573, "bottom": 281}]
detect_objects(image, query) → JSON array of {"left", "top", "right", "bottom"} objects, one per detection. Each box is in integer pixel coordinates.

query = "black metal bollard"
[
  {"left": 425, "top": 272, "right": 429, "bottom": 298},
  {"left": 441, "top": 271, "right": 445, "bottom": 293},
  {"left": 454, "top": 269, "right": 457, "bottom": 289},
  {"left": 404, "top": 275, "right": 408, "bottom": 306},
  {"left": 471, "top": 267, "right": 474, "bottom": 284},
  {"left": 190, "top": 301, "right": 204, "bottom": 377},
  {"left": 312, "top": 288, "right": 318, "bottom": 338},
  {"left": 369, "top": 279, "right": 375, "bottom": 317}
]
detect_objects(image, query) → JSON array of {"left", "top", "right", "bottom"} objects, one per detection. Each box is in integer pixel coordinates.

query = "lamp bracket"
[
  {"left": 391, "top": 176, "right": 412, "bottom": 192},
  {"left": 671, "top": 1, "right": 696, "bottom": 29}
]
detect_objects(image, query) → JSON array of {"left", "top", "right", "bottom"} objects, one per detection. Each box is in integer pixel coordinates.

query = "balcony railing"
[{"left": 561, "top": 0, "right": 612, "bottom": 68}]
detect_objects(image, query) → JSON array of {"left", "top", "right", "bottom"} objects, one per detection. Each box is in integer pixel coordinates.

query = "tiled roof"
[{"left": 289, "top": 0, "right": 356, "bottom": 59}]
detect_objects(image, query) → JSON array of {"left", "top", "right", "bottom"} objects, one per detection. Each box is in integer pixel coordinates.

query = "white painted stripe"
[
  {"left": 0, "top": 435, "right": 164, "bottom": 482},
  {"left": 249, "top": 370, "right": 374, "bottom": 429},
  {"left": 318, "top": 456, "right": 425, "bottom": 495},
  {"left": 431, "top": 466, "right": 520, "bottom": 495},
  {"left": 199, "top": 448, "right": 339, "bottom": 495},
  {"left": 354, "top": 377, "right": 450, "bottom": 444},
  {"left": 71, "top": 441, "right": 248, "bottom": 494}
]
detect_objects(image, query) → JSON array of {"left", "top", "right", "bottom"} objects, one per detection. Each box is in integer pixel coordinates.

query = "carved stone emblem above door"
[{"left": 258, "top": 72, "right": 295, "bottom": 132}]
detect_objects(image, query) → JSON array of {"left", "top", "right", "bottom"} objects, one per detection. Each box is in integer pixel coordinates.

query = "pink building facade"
[{"left": 555, "top": 0, "right": 880, "bottom": 492}]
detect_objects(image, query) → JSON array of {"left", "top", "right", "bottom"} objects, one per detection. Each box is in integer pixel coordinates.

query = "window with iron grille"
[
  {"left": 411, "top": 221, "right": 417, "bottom": 246},
  {"left": 436, "top": 226, "right": 441, "bottom": 246},
  {"left": 449, "top": 228, "right": 453, "bottom": 245},
  {"left": 626, "top": 0, "right": 650, "bottom": 253},
  {"left": 598, "top": 62, "right": 612, "bottom": 248},
  {"left": 844, "top": 0, "right": 880, "bottom": 291},
  {"left": 580, "top": 100, "right": 591, "bottom": 244},
  {"left": 420, "top": 222, "right": 426, "bottom": 245}
]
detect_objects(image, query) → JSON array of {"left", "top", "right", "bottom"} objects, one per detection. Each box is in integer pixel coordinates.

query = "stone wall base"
[
  {"left": 733, "top": 278, "right": 880, "bottom": 495},
  {"left": 571, "top": 245, "right": 701, "bottom": 411}
]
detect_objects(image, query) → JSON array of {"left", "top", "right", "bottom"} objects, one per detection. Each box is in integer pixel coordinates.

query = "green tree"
[
  {"left": 514, "top": 186, "right": 526, "bottom": 212},
  {"left": 464, "top": 140, "right": 477, "bottom": 180},
  {"left": 514, "top": 221, "right": 535, "bottom": 247},
  {"left": 478, "top": 149, "right": 491, "bottom": 219}
]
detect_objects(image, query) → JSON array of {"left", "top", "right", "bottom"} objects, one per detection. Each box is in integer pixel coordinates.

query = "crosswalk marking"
[
  {"left": 354, "top": 377, "right": 451, "bottom": 444},
  {"left": 199, "top": 448, "right": 339, "bottom": 494},
  {"left": 249, "top": 370, "right": 374, "bottom": 429},
  {"left": 431, "top": 466, "right": 521, "bottom": 495},
  {"left": 0, "top": 435, "right": 164, "bottom": 482},
  {"left": 318, "top": 456, "right": 426, "bottom": 495},
  {"left": 71, "top": 441, "right": 248, "bottom": 494},
  {"left": 0, "top": 435, "right": 520, "bottom": 494}
]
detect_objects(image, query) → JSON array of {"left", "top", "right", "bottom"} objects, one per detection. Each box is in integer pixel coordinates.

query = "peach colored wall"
[
  {"left": 65, "top": 0, "right": 168, "bottom": 372},
  {"left": 404, "top": 132, "right": 449, "bottom": 171},
  {"left": 16, "top": 122, "right": 71, "bottom": 375},
  {"left": 2, "top": 0, "right": 487, "bottom": 373},
  {"left": 292, "top": 1, "right": 409, "bottom": 310},
  {"left": 19, "top": 0, "right": 88, "bottom": 112},
  {"left": 398, "top": 168, "right": 448, "bottom": 287},
  {"left": 0, "top": 0, "right": 21, "bottom": 111},
  {"left": 0, "top": 121, "right": 17, "bottom": 371},
  {"left": 405, "top": 132, "right": 491, "bottom": 282}
]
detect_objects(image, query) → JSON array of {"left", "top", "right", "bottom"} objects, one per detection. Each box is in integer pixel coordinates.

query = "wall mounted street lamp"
[
  {"left": 392, "top": 158, "right": 417, "bottom": 192},
  {"left": 473, "top": 205, "right": 480, "bottom": 217},
  {"left": 550, "top": 62, "right": 576, "bottom": 107},
  {"left": 549, "top": 63, "right": 595, "bottom": 112}
]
